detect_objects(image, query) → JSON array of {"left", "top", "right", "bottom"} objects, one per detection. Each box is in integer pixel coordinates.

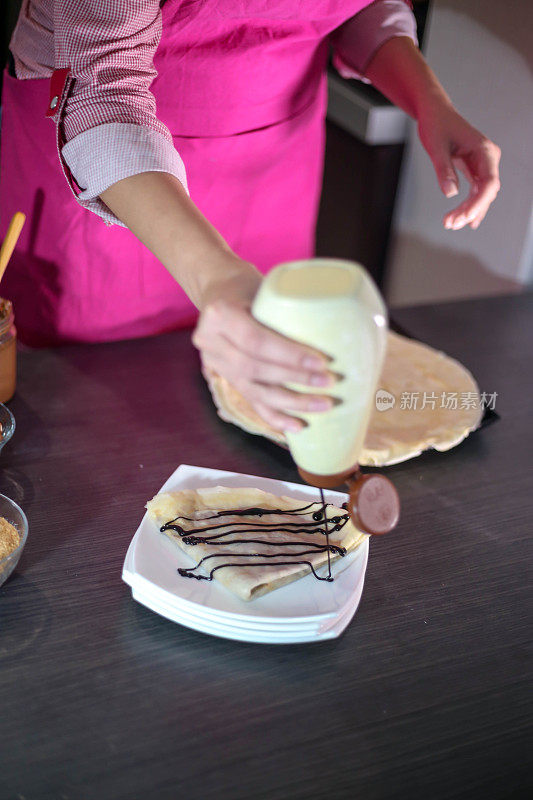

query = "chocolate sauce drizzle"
[
  {"left": 320, "top": 487, "right": 332, "bottom": 580},
  {"left": 160, "top": 498, "right": 350, "bottom": 584}
]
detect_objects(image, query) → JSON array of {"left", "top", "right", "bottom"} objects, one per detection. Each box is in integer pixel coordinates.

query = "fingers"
[
  {"left": 200, "top": 300, "right": 331, "bottom": 370},
  {"left": 251, "top": 400, "right": 305, "bottom": 434},
  {"left": 202, "top": 347, "right": 336, "bottom": 423},
  {"left": 432, "top": 147, "right": 460, "bottom": 199},
  {"left": 443, "top": 174, "right": 500, "bottom": 230},
  {"left": 443, "top": 183, "right": 479, "bottom": 230},
  {"left": 199, "top": 339, "right": 336, "bottom": 389},
  {"left": 443, "top": 141, "right": 501, "bottom": 230},
  {"left": 466, "top": 142, "right": 501, "bottom": 228},
  {"left": 236, "top": 379, "right": 334, "bottom": 414},
  {"left": 194, "top": 299, "right": 339, "bottom": 434}
]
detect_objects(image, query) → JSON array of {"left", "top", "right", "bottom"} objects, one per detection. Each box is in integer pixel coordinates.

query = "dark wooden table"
[{"left": 1, "top": 293, "right": 531, "bottom": 800}]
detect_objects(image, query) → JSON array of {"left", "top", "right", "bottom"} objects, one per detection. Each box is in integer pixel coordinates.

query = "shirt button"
[{"left": 50, "top": 95, "right": 58, "bottom": 110}]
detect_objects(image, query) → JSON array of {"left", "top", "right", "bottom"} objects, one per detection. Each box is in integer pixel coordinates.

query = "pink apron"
[{"left": 0, "top": 1, "right": 370, "bottom": 346}]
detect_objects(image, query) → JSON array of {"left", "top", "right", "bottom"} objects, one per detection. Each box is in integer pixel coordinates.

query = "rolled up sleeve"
[
  {"left": 332, "top": 0, "right": 418, "bottom": 83},
  {"left": 52, "top": 0, "right": 188, "bottom": 224}
]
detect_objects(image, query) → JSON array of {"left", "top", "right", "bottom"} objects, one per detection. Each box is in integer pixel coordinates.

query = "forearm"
[
  {"left": 100, "top": 172, "right": 260, "bottom": 309},
  {"left": 364, "top": 36, "right": 453, "bottom": 120},
  {"left": 365, "top": 35, "right": 501, "bottom": 227}
]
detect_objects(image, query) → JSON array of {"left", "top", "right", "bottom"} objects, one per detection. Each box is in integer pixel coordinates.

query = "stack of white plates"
[{"left": 123, "top": 465, "right": 369, "bottom": 644}]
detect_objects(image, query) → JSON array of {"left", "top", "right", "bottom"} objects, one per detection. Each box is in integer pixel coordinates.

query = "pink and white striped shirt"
[{"left": 9, "top": 1, "right": 417, "bottom": 225}]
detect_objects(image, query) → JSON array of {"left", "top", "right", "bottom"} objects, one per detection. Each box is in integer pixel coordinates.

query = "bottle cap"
[{"left": 346, "top": 471, "right": 400, "bottom": 535}]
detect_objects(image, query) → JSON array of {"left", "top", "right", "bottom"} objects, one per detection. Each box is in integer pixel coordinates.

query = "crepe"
[
  {"left": 204, "top": 331, "right": 483, "bottom": 466},
  {"left": 146, "top": 486, "right": 366, "bottom": 601}
]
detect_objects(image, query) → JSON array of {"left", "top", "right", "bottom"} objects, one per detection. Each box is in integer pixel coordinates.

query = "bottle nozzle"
[{"left": 298, "top": 465, "right": 400, "bottom": 535}]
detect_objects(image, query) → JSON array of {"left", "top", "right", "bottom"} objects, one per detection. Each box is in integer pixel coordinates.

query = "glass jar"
[{"left": 0, "top": 299, "right": 16, "bottom": 403}]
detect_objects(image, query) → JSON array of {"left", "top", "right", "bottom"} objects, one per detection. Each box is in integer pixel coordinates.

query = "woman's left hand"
[{"left": 417, "top": 100, "right": 501, "bottom": 230}]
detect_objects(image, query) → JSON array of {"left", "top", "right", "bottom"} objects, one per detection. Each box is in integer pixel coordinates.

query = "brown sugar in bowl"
[
  {"left": 0, "top": 495, "right": 28, "bottom": 588},
  {"left": 0, "top": 517, "right": 19, "bottom": 560}
]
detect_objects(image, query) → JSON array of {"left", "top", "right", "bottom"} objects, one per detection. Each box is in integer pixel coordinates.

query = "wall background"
[{"left": 385, "top": 0, "right": 533, "bottom": 308}]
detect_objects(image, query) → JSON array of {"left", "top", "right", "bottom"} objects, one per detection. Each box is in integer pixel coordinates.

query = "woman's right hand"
[{"left": 192, "top": 268, "right": 338, "bottom": 433}]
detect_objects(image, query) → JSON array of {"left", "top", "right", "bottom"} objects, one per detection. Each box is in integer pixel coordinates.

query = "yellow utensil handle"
[{"left": 0, "top": 212, "right": 26, "bottom": 283}]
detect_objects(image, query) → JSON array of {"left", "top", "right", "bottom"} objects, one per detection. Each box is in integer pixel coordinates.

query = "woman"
[{"left": 1, "top": 0, "right": 500, "bottom": 433}]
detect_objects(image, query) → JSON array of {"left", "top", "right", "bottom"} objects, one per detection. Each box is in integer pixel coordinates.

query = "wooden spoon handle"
[{"left": 0, "top": 212, "right": 26, "bottom": 284}]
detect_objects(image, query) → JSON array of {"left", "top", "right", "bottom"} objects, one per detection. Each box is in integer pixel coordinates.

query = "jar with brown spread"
[{"left": 0, "top": 299, "right": 16, "bottom": 403}]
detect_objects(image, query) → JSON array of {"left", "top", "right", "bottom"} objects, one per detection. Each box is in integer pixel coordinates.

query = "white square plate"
[
  {"left": 123, "top": 465, "right": 369, "bottom": 633},
  {"left": 129, "top": 575, "right": 365, "bottom": 644}
]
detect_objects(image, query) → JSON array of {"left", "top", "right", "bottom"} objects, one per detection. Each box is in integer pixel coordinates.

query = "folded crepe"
[
  {"left": 146, "top": 486, "right": 366, "bottom": 601},
  {"left": 204, "top": 331, "right": 483, "bottom": 466}
]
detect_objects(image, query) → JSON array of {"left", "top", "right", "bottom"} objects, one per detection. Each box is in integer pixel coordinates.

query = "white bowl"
[{"left": 0, "top": 404, "right": 15, "bottom": 453}]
